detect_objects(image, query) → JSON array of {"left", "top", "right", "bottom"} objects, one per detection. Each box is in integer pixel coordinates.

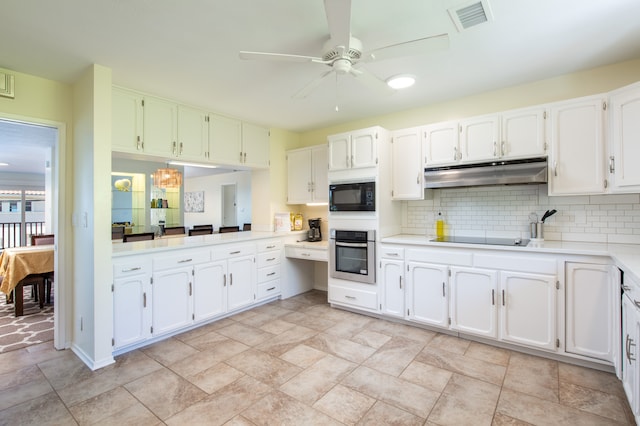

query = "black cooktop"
[{"left": 430, "top": 236, "right": 529, "bottom": 247}]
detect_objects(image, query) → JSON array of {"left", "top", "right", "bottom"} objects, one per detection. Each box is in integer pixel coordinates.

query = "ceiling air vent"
[
  {"left": 448, "top": 0, "right": 493, "bottom": 32},
  {"left": 0, "top": 72, "right": 15, "bottom": 99}
]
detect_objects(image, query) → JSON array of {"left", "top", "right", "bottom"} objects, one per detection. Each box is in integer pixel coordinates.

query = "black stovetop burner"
[{"left": 430, "top": 236, "right": 529, "bottom": 247}]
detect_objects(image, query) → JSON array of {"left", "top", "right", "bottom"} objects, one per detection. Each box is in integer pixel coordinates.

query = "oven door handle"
[{"left": 335, "top": 241, "right": 369, "bottom": 248}]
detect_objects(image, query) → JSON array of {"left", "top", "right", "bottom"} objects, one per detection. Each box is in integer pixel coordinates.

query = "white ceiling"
[
  {"left": 0, "top": 120, "right": 55, "bottom": 175},
  {"left": 1, "top": 0, "right": 640, "bottom": 136}
]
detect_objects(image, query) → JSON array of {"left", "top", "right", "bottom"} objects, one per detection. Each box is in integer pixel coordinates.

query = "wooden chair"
[
  {"left": 123, "top": 232, "right": 155, "bottom": 243},
  {"left": 188, "top": 228, "right": 213, "bottom": 236},
  {"left": 31, "top": 234, "right": 55, "bottom": 245},
  {"left": 193, "top": 224, "right": 214, "bottom": 231},
  {"left": 112, "top": 226, "right": 125, "bottom": 240},
  {"left": 219, "top": 226, "right": 240, "bottom": 233},
  {"left": 242, "top": 223, "right": 251, "bottom": 231},
  {"left": 163, "top": 226, "right": 185, "bottom": 236},
  {"left": 31, "top": 233, "right": 55, "bottom": 306}
]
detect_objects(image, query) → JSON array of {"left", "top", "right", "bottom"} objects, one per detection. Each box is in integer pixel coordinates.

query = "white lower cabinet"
[
  {"left": 227, "top": 255, "right": 256, "bottom": 310},
  {"left": 499, "top": 271, "right": 557, "bottom": 351},
  {"left": 565, "top": 262, "right": 618, "bottom": 363},
  {"left": 193, "top": 261, "right": 227, "bottom": 322},
  {"left": 406, "top": 262, "right": 449, "bottom": 328},
  {"left": 112, "top": 257, "right": 152, "bottom": 349},
  {"left": 380, "top": 258, "right": 404, "bottom": 318},
  {"left": 152, "top": 265, "right": 193, "bottom": 336},
  {"left": 622, "top": 294, "right": 639, "bottom": 416},
  {"left": 450, "top": 267, "right": 499, "bottom": 338}
]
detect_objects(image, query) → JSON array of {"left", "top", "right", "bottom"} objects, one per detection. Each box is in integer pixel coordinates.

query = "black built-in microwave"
[{"left": 329, "top": 181, "right": 375, "bottom": 212}]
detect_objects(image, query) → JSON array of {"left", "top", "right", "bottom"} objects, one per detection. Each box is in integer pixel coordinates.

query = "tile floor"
[{"left": 0, "top": 290, "right": 634, "bottom": 425}]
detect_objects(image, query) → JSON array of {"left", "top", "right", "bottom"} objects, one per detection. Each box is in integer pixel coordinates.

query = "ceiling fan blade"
[
  {"left": 293, "top": 70, "right": 335, "bottom": 99},
  {"left": 363, "top": 33, "right": 449, "bottom": 62},
  {"left": 350, "top": 67, "right": 395, "bottom": 95},
  {"left": 324, "top": 0, "right": 352, "bottom": 50},
  {"left": 239, "top": 51, "right": 325, "bottom": 63}
]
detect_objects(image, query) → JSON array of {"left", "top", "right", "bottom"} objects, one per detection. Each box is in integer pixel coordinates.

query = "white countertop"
[
  {"left": 381, "top": 234, "right": 640, "bottom": 281},
  {"left": 112, "top": 230, "right": 308, "bottom": 257}
]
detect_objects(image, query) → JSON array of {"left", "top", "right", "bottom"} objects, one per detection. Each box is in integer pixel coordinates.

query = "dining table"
[{"left": 0, "top": 245, "right": 54, "bottom": 316}]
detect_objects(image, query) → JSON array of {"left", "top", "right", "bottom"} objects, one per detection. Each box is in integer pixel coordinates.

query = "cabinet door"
[
  {"left": 350, "top": 128, "right": 378, "bottom": 169},
  {"left": 311, "top": 145, "right": 328, "bottom": 202},
  {"left": 287, "top": 148, "right": 312, "bottom": 204},
  {"left": 565, "top": 262, "right": 616, "bottom": 362},
  {"left": 450, "top": 267, "right": 498, "bottom": 338},
  {"left": 209, "top": 114, "right": 243, "bottom": 165},
  {"left": 549, "top": 96, "right": 605, "bottom": 195},
  {"left": 501, "top": 107, "right": 547, "bottom": 159},
  {"left": 622, "top": 295, "right": 639, "bottom": 415},
  {"left": 328, "top": 132, "right": 351, "bottom": 170},
  {"left": 406, "top": 262, "right": 449, "bottom": 328},
  {"left": 381, "top": 259, "right": 404, "bottom": 318},
  {"left": 113, "top": 274, "right": 151, "bottom": 349},
  {"left": 391, "top": 128, "right": 423, "bottom": 200},
  {"left": 112, "top": 88, "right": 144, "bottom": 153},
  {"left": 152, "top": 267, "right": 192, "bottom": 335},
  {"left": 610, "top": 83, "right": 640, "bottom": 192},
  {"left": 227, "top": 255, "right": 255, "bottom": 311},
  {"left": 143, "top": 96, "right": 178, "bottom": 157},
  {"left": 424, "top": 121, "right": 459, "bottom": 166},
  {"left": 242, "top": 122, "right": 270, "bottom": 168},
  {"left": 499, "top": 271, "right": 556, "bottom": 351},
  {"left": 177, "top": 105, "right": 208, "bottom": 161},
  {"left": 193, "top": 261, "right": 227, "bottom": 322},
  {"left": 460, "top": 114, "right": 500, "bottom": 163}
]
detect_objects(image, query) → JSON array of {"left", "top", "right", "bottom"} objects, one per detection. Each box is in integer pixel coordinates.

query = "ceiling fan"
[{"left": 239, "top": 0, "right": 449, "bottom": 99}]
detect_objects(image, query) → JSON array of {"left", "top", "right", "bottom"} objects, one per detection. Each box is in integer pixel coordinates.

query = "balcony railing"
[{"left": 0, "top": 222, "right": 47, "bottom": 249}]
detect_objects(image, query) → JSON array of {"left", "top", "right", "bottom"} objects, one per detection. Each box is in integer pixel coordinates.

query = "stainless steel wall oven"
[{"left": 329, "top": 229, "right": 376, "bottom": 284}]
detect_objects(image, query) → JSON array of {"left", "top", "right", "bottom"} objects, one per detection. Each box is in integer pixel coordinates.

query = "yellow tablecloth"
[{"left": 0, "top": 245, "right": 54, "bottom": 295}]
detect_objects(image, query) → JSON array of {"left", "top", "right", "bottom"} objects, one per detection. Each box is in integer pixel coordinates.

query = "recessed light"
[
  {"left": 0, "top": 162, "right": 9, "bottom": 166},
  {"left": 386, "top": 74, "right": 416, "bottom": 89}
]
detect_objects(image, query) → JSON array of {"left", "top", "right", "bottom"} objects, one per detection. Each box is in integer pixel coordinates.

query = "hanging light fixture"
[{"left": 152, "top": 167, "right": 182, "bottom": 188}]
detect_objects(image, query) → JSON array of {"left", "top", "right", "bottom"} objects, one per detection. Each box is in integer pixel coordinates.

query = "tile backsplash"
[{"left": 401, "top": 184, "right": 640, "bottom": 244}]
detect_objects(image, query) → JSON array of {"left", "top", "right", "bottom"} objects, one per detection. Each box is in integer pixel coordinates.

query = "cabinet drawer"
[
  {"left": 153, "top": 249, "right": 210, "bottom": 271},
  {"left": 113, "top": 257, "right": 151, "bottom": 278},
  {"left": 213, "top": 244, "right": 256, "bottom": 260},
  {"left": 329, "top": 284, "right": 377, "bottom": 310},
  {"left": 257, "top": 239, "right": 282, "bottom": 252},
  {"left": 258, "top": 251, "right": 281, "bottom": 268},
  {"left": 380, "top": 246, "right": 404, "bottom": 259},
  {"left": 407, "top": 248, "right": 472, "bottom": 266},
  {"left": 474, "top": 253, "right": 556, "bottom": 274},
  {"left": 258, "top": 264, "right": 281, "bottom": 283},
  {"left": 285, "top": 246, "right": 328, "bottom": 262},
  {"left": 257, "top": 279, "right": 281, "bottom": 299}
]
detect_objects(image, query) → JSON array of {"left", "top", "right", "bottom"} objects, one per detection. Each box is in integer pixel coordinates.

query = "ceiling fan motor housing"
[{"left": 322, "top": 36, "right": 363, "bottom": 64}]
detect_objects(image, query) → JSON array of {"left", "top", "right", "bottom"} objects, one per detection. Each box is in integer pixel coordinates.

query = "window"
[
  {"left": 9, "top": 201, "right": 18, "bottom": 212},
  {"left": 25, "top": 201, "right": 32, "bottom": 212}
]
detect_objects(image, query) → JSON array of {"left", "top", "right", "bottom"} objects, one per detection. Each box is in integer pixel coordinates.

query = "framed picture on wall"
[{"left": 184, "top": 191, "right": 204, "bottom": 212}]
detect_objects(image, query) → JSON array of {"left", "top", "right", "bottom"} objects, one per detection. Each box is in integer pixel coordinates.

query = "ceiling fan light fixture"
[{"left": 386, "top": 74, "right": 416, "bottom": 89}]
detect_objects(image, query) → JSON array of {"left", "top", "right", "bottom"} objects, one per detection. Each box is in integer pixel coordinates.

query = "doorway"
[
  {"left": 0, "top": 116, "right": 65, "bottom": 352},
  {"left": 221, "top": 183, "right": 237, "bottom": 227}
]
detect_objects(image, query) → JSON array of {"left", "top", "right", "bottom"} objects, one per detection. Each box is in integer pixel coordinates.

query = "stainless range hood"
[{"left": 424, "top": 157, "right": 548, "bottom": 189}]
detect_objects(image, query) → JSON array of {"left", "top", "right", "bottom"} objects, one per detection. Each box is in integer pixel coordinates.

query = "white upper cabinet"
[
  {"left": 500, "top": 106, "right": 547, "bottom": 159},
  {"left": 143, "top": 96, "right": 178, "bottom": 158},
  {"left": 112, "top": 87, "right": 144, "bottom": 154},
  {"left": 176, "top": 105, "right": 209, "bottom": 161},
  {"left": 548, "top": 95, "right": 606, "bottom": 195},
  {"left": 208, "top": 115, "right": 269, "bottom": 168},
  {"left": 423, "top": 120, "right": 460, "bottom": 166},
  {"left": 391, "top": 127, "right": 423, "bottom": 200},
  {"left": 459, "top": 114, "right": 500, "bottom": 163},
  {"left": 328, "top": 127, "right": 379, "bottom": 171},
  {"left": 241, "top": 122, "right": 270, "bottom": 168},
  {"left": 609, "top": 82, "right": 640, "bottom": 193},
  {"left": 209, "top": 113, "right": 243, "bottom": 165},
  {"left": 287, "top": 145, "right": 328, "bottom": 204}
]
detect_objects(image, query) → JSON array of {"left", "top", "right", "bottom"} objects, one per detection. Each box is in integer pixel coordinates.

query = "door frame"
[{"left": 0, "top": 113, "right": 69, "bottom": 350}]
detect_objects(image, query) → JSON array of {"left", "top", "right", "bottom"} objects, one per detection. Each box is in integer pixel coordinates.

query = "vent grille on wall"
[
  {"left": 0, "top": 72, "right": 15, "bottom": 99},
  {"left": 448, "top": 0, "right": 493, "bottom": 32}
]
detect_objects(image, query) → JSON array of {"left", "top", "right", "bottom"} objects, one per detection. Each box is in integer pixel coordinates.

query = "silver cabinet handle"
[
  {"left": 267, "top": 286, "right": 276, "bottom": 291},
  {"left": 442, "top": 282, "right": 445, "bottom": 297},
  {"left": 189, "top": 282, "right": 192, "bottom": 296},
  {"left": 180, "top": 142, "right": 184, "bottom": 155},
  {"left": 622, "top": 285, "right": 631, "bottom": 291},
  {"left": 136, "top": 135, "right": 142, "bottom": 150},
  {"left": 223, "top": 274, "right": 226, "bottom": 287},
  {"left": 609, "top": 156, "right": 615, "bottom": 173},
  {"left": 143, "top": 292, "right": 147, "bottom": 308},
  {"left": 301, "top": 252, "right": 311, "bottom": 257},
  {"left": 502, "top": 289, "right": 505, "bottom": 306},
  {"left": 345, "top": 295, "right": 356, "bottom": 300},
  {"left": 386, "top": 253, "right": 399, "bottom": 257},
  {"left": 266, "top": 257, "right": 276, "bottom": 262},
  {"left": 172, "top": 141, "right": 177, "bottom": 155},
  {"left": 266, "top": 245, "right": 276, "bottom": 249},
  {"left": 629, "top": 335, "right": 637, "bottom": 361},
  {"left": 244, "top": 152, "right": 247, "bottom": 163},
  {"left": 399, "top": 276, "right": 402, "bottom": 289},
  {"left": 122, "top": 266, "right": 141, "bottom": 273},
  {"left": 240, "top": 152, "right": 243, "bottom": 162},
  {"left": 177, "top": 258, "right": 193, "bottom": 264},
  {"left": 554, "top": 161, "right": 558, "bottom": 177},
  {"left": 634, "top": 300, "right": 640, "bottom": 309},
  {"left": 229, "top": 250, "right": 241, "bottom": 255},
  {"left": 491, "top": 289, "right": 495, "bottom": 306},
  {"left": 453, "top": 146, "right": 458, "bottom": 161},
  {"left": 493, "top": 141, "right": 497, "bottom": 157},
  {"left": 230, "top": 273, "right": 233, "bottom": 285},
  {"left": 416, "top": 173, "right": 420, "bottom": 184},
  {"left": 267, "top": 272, "right": 276, "bottom": 276},
  {"left": 501, "top": 141, "right": 505, "bottom": 157}
]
